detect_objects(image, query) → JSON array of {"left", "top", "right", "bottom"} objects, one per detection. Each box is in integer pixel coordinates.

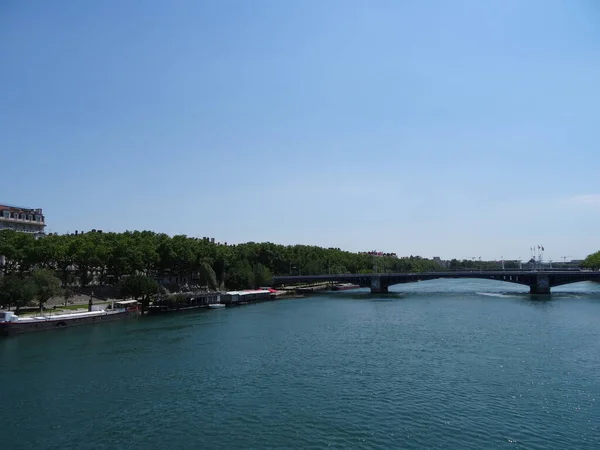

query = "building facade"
[{"left": 0, "top": 204, "right": 46, "bottom": 235}]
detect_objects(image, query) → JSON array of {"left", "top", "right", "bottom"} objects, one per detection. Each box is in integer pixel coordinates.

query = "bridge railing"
[{"left": 272, "top": 269, "right": 595, "bottom": 282}]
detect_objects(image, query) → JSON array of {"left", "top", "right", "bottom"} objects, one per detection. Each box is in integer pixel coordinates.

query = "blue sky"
[{"left": 1, "top": 0, "right": 599, "bottom": 261}]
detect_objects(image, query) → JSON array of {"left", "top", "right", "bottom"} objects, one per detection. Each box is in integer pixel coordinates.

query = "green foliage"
[
  {"left": 119, "top": 274, "right": 160, "bottom": 314},
  {"left": 253, "top": 264, "right": 272, "bottom": 289},
  {"left": 448, "top": 258, "right": 519, "bottom": 270},
  {"left": 0, "top": 274, "right": 35, "bottom": 312},
  {"left": 197, "top": 261, "right": 219, "bottom": 291},
  {"left": 583, "top": 251, "right": 600, "bottom": 269},
  {"left": 0, "top": 268, "right": 62, "bottom": 312},
  {"left": 119, "top": 275, "right": 159, "bottom": 300},
  {"left": 158, "top": 293, "right": 193, "bottom": 309},
  {"left": 30, "top": 268, "right": 63, "bottom": 312},
  {"left": 227, "top": 259, "right": 254, "bottom": 290},
  {"left": 63, "top": 288, "right": 75, "bottom": 306},
  {"left": 0, "top": 229, "right": 444, "bottom": 291}
]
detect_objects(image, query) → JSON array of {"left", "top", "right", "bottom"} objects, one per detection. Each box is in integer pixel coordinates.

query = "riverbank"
[
  {"left": 278, "top": 282, "right": 332, "bottom": 294},
  {"left": 138, "top": 288, "right": 307, "bottom": 315}
]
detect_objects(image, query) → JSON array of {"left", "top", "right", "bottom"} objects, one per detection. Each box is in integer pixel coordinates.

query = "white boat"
[
  {"left": 208, "top": 303, "right": 226, "bottom": 309},
  {"left": 0, "top": 300, "right": 140, "bottom": 336}
]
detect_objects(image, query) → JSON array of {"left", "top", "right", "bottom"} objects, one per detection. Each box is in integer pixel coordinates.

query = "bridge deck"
[{"left": 273, "top": 270, "right": 600, "bottom": 294}]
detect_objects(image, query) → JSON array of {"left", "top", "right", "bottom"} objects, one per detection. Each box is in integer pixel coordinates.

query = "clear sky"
[{"left": 2, "top": 0, "right": 599, "bottom": 261}]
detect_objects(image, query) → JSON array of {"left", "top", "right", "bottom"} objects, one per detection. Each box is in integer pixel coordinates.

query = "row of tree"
[
  {"left": 0, "top": 269, "right": 162, "bottom": 314},
  {"left": 447, "top": 258, "right": 522, "bottom": 270},
  {"left": 2, "top": 229, "right": 596, "bottom": 311},
  {"left": 0, "top": 268, "right": 63, "bottom": 313},
  {"left": 583, "top": 251, "right": 600, "bottom": 269},
  {"left": 0, "top": 229, "right": 442, "bottom": 291}
]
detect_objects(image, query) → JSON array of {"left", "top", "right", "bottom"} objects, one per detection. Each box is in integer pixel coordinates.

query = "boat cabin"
[
  {"left": 220, "top": 289, "right": 272, "bottom": 305},
  {"left": 110, "top": 300, "right": 140, "bottom": 311},
  {"left": 0, "top": 311, "right": 18, "bottom": 323}
]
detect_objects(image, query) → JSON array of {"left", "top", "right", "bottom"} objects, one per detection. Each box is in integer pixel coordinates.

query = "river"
[{"left": 2, "top": 279, "right": 600, "bottom": 449}]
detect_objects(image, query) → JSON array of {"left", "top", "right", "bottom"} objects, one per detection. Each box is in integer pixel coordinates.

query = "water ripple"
[{"left": 2, "top": 279, "right": 600, "bottom": 449}]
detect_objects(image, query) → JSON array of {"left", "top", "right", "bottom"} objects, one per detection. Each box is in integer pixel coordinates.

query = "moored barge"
[
  {"left": 220, "top": 289, "right": 274, "bottom": 306},
  {"left": 147, "top": 292, "right": 221, "bottom": 315},
  {"left": 0, "top": 300, "right": 140, "bottom": 336}
]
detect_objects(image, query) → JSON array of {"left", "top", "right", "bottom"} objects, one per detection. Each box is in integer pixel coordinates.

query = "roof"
[
  {"left": 0, "top": 204, "right": 42, "bottom": 213},
  {"left": 225, "top": 289, "right": 272, "bottom": 296}
]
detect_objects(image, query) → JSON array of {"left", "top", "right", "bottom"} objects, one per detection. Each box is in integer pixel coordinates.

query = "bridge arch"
[{"left": 383, "top": 275, "right": 530, "bottom": 289}]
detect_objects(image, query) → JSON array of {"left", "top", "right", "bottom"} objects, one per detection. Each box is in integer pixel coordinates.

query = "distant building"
[
  {"left": 432, "top": 257, "right": 450, "bottom": 268},
  {"left": 0, "top": 204, "right": 46, "bottom": 236},
  {"left": 0, "top": 204, "right": 46, "bottom": 269},
  {"left": 361, "top": 251, "right": 398, "bottom": 258}
]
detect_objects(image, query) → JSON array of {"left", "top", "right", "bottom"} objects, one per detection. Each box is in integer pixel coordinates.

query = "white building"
[
  {"left": 0, "top": 204, "right": 46, "bottom": 235},
  {"left": 0, "top": 204, "right": 46, "bottom": 269}
]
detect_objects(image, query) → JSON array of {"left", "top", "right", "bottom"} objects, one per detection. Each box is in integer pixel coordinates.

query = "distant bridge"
[{"left": 272, "top": 270, "right": 600, "bottom": 295}]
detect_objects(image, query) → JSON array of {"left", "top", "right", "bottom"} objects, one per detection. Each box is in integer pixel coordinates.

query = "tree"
[
  {"left": 0, "top": 274, "right": 35, "bottom": 313},
  {"left": 583, "top": 251, "right": 600, "bottom": 269},
  {"left": 1, "top": 228, "right": 447, "bottom": 291},
  {"left": 226, "top": 260, "right": 253, "bottom": 290},
  {"left": 253, "top": 263, "right": 272, "bottom": 288},
  {"left": 63, "top": 288, "right": 75, "bottom": 307},
  {"left": 0, "top": 230, "right": 35, "bottom": 275},
  {"left": 197, "top": 260, "right": 219, "bottom": 290},
  {"left": 30, "top": 268, "right": 63, "bottom": 313},
  {"left": 119, "top": 275, "right": 159, "bottom": 314},
  {"left": 52, "top": 234, "right": 75, "bottom": 286}
]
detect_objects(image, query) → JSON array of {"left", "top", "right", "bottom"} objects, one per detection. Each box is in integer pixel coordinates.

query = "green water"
[{"left": 2, "top": 279, "right": 600, "bottom": 449}]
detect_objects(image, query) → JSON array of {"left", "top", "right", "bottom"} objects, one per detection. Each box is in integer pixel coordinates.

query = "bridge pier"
[
  {"left": 530, "top": 274, "right": 551, "bottom": 295},
  {"left": 370, "top": 276, "right": 389, "bottom": 294},
  {"left": 530, "top": 286, "right": 551, "bottom": 294}
]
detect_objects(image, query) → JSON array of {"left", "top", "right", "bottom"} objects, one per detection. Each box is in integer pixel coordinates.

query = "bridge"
[{"left": 272, "top": 270, "right": 600, "bottom": 295}]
